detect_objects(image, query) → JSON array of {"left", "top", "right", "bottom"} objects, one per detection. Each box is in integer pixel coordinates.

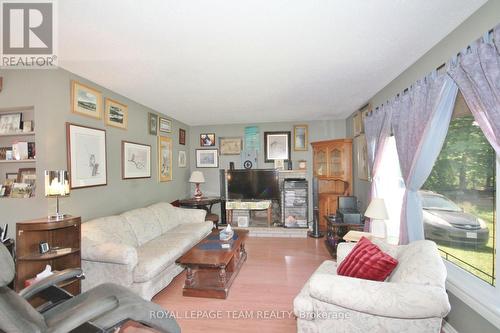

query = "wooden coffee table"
[{"left": 176, "top": 230, "right": 248, "bottom": 299}]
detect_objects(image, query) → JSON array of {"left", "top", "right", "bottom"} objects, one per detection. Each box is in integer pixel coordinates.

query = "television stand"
[{"left": 226, "top": 200, "right": 272, "bottom": 227}]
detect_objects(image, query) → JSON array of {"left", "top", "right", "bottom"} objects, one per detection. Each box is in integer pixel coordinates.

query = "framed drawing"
[
  {"left": 179, "top": 128, "right": 186, "bottom": 145},
  {"left": 200, "top": 133, "right": 215, "bottom": 147},
  {"left": 0, "top": 113, "right": 22, "bottom": 133},
  {"left": 178, "top": 150, "right": 187, "bottom": 168},
  {"left": 159, "top": 117, "right": 172, "bottom": 133},
  {"left": 66, "top": 123, "right": 107, "bottom": 189},
  {"left": 122, "top": 141, "right": 151, "bottom": 179},
  {"left": 148, "top": 113, "right": 158, "bottom": 135},
  {"left": 196, "top": 149, "right": 218, "bottom": 168},
  {"left": 220, "top": 137, "right": 242, "bottom": 155},
  {"left": 71, "top": 81, "right": 103, "bottom": 119},
  {"left": 356, "top": 134, "right": 369, "bottom": 181},
  {"left": 158, "top": 136, "right": 172, "bottom": 182},
  {"left": 264, "top": 131, "right": 291, "bottom": 163},
  {"left": 293, "top": 125, "right": 308, "bottom": 151},
  {"left": 105, "top": 98, "right": 128, "bottom": 129}
]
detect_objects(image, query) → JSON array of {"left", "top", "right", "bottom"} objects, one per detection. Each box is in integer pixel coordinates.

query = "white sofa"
[
  {"left": 294, "top": 239, "right": 450, "bottom": 333},
  {"left": 81, "top": 202, "right": 212, "bottom": 300}
]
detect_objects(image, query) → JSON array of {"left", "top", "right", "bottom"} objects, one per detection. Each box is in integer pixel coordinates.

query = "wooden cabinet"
[
  {"left": 311, "top": 139, "right": 352, "bottom": 230},
  {"left": 15, "top": 216, "right": 81, "bottom": 298}
]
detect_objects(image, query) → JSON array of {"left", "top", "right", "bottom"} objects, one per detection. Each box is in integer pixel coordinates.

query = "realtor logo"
[{"left": 1, "top": 0, "right": 57, "bottom": 68}]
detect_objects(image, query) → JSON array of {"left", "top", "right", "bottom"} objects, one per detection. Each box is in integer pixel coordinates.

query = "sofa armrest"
[
  {"left": 336, "top": 242, "right": 357, "bottom": 264},
  {"left": 175, "top": 207, "right": 207, "bottom": 224},
  {"left": 309, "top": 273, "right": 450, "bottom": 319},
  {"left": 82, "top": 242, "right": 138, "bottom": 267}
]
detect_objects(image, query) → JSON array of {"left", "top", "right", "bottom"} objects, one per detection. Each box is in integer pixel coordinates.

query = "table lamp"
[
  {"left": 365, "top": 198, "right": 389, "bottom": 238},
  {"left": 45, "top": 170, "right": 70, "bottom": 220},
  {"left": 189, "top": 171, "right": 205, "bottom": 200}
]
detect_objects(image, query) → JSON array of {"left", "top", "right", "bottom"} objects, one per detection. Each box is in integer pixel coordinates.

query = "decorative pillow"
[{"left": 337, "top": 237, "right": 398, "bottom": 281}]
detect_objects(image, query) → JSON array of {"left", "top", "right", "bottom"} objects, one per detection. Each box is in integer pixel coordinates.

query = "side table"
[{"left": 324, "top": 215, "right": 364, "bottom": 258}]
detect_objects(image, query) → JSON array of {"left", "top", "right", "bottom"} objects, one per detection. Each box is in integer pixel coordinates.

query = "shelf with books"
[{"left": 0, "top": 159, "right": 36, "bottom": 164}]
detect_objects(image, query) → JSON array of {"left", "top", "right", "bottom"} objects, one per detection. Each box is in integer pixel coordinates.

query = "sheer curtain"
[
  {"left": 448, "top": 26, "right": 500, "bottom": 155},
  {"left": 392, "top": 73, "right": 458, "bottom": 244}
]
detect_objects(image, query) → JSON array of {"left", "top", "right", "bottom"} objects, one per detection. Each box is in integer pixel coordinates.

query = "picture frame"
[
  {"left": 219, "top": 137, "right": 242, "bottom": 155},
  {"left": 200, "top": 133, "right": 215, "bottom": 147},
  {"left": 10, "top": 182, "right": 32, "bottom": 198},
  {"left": 356, "top": 134, "right": 369, "bottom": 181},
  {"left": 71, "top": 81, "right": 103, "bottom": 119},
  {"left": 148, "top": 113, "right": 158, "bottom": 135},
  {"left": 159, "top": 117, "right": 172, "bottom": 133},
  {"left": 17, "top": 168, "right": 36, "bottom": 186},
  {"left": 264, "top": 131, "right": 291, "bottom": 163},
  {"left": 179, "top": 128, "right": 186, "bottom": 145},
  {"left": 274, "top": 159, "right": 285, "bottom": 170},
  {"left": 196, "top": 149, "right": 219, "bottom": 168},
  {"left": 66, "top": 123, "right": 107, "bottom": 189},
  {"left": 0, "top": 113, "right": 22, "bottom": 133},
  {"left": 178, "top": 150, "right": 187, "bottom": 168},
  {"left": 293, "top": 125, "right": 308, "bottom": 151},
  {"left": 5, "top": 172, "right": 18, "bottom": 181},
  {"left": 158, "top": 136, "right": 173, "bottom": 182},
  {"left": 122, "top": 141, "right": 151, "bottom": 179},
  {"left": 105, "top": 98, "right": 128, "bottom": 130}
]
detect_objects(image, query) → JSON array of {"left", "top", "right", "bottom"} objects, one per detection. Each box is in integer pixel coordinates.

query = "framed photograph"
[
  {"left": 274, "top": 159, "right": 285, "bottom": 170},
  {"left": 220, "top": 137, "right": 242, "bottom": 155},
  {"left": 105, "top": 98, "right": 128, "bottom": 130},
  {"left": 294, "top": 125, "right": 308, "bottom": 151},
  {"left": 71, "top": 81, "right": 103, "bottom": 119},
  {"left": 66, "top": 123, "right": 107, "bottom": 189},
  {"left": 17, "top": 168, "right": 36, "bottom": 186},
  {"left": 200, "top": 133, "right": 215, "bottom": 147},
  {"left": 159, "top": 117, "right": 172, "bottom": 133},
  {"left": 179, "top": 128, "right": 186, "bottom": 145},
  {"left": 5, "top": 172, "right": 18, "bottom": 181},
  {"left": 196, "top": 149, "right": 219, "bottom": 168},
  {"left": 0, "top": 113, "right": 22, "bottom": 133},
  {"left": 264, "top": 131, "right": 291, "bottom": 163},
  {"left": 149, "top": 113, "right": 158, "bottom": 135},
  {"left": 356, "top": 134, "right": 369, "bottom": 181},
  {"left": 122, "top": 141, "right": 151, "bottom": 179},
  {"left": 178, "top": 150, "right": 187, "bottom": 168},
  {"left": 10, "top": 183, "right": 32, "bottom": 198},
  {"left": 158, "top": 136, "right": 172, "bottom": 182}
]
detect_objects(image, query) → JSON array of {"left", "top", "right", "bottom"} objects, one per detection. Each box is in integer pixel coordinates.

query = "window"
[{"left": 423, "top": 93, "right": 496, "bottom": 285}]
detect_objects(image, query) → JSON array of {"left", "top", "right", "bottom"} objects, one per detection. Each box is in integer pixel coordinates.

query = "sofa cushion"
[
  {"left": 121, "top": 208, "right": 163, "bottom": 246},
  {"left": 82, "top": 215, "right": 138, "bottom": 248},
  {"left": 389, "top": 240, "right": 446, "bottom": 287},
  {"left": 337, "top": 237, "right": 398, "bottom": 281},
  {"left": 133, "top": 233, "right": 199, "bottom": 283},
  {"left": 148, "top": 202, "right": 180, "bottom": 233},
  {"left": 168, "top": 222, "right": 213, "bottom": 240}
]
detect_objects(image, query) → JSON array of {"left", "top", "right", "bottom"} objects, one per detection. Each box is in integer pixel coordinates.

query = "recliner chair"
[{"left": 0, "top": 243, "right": 180, "bottom": 333}]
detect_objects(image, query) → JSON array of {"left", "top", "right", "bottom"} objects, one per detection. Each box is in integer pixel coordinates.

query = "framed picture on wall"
[
  {"left": 219, "top": 137, "right": 242, "bottom": 155},
  {"left": 159, "top": 117, "right": 172, "bottom": 133},
  {"left": 122, "top": 141, "right": 151, "bottom": 179},
  {"left": 293, "top": 125, "right": 308, "bottom": 151},
  {"left": 200, "top": 133, "right": 215, "bottom": 147},
  {"left": 179, "top": 128, "right": 186, "bottom": 145},
  {"left": 66, "top": 123, "right": 107, "bottom": 189},
  {"left": 264, "top": 131, "right": 291, "bottom": 163},
  {"left": 148, "top": 113, "right": 158, "bottom": 135},
  {"left": 158, "top": 136, "right": 172, "bottom": 182},
  {"left": 196, "top": 149, "right": 219, "bottom": 168},
  {"left": 356, "top": 134, "right": 369, "bottom": 181},
  {"left": 178, "top": 150, "right": 187, "bottom": 168},
  {"left": 105, "top": 98, "right": 128, "bottom": 130},
  {"left": 71, "top": 81, "right": 103, "bottom": 119}
]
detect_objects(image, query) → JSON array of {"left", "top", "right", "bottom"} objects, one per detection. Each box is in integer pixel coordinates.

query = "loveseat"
[
  {"left": 81, "top": 202, "right": 212, "bottom": 300},
  {"left": 293, "top": 239, "right": 450, "bottom": 333}
]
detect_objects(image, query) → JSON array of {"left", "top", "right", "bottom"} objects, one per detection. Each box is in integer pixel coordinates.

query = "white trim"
[{"left": 442, "top": 320, "right": 459, "bottom": 333}]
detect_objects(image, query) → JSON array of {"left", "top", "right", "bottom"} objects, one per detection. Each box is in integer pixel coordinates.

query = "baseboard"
[{"left": 442, "top": 320, "right": 459, "bottom": 333}]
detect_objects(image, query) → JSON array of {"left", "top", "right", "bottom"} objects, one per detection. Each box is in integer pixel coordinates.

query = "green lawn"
[{"left": 435, "top": 200, "right": 496, "bottom": 285}]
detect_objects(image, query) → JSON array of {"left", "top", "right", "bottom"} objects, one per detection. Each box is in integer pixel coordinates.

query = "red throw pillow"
[{"left": 337, "top": 237, "right": 398, "bottom": 281}]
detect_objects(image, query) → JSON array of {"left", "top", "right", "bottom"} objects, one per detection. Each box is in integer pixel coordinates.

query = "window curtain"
[
  {"left": 392, "top": 74, "right": 458, "bottom": 244},
  {"left": 448, "top": 26, "right": 500, "bottom": 155}
]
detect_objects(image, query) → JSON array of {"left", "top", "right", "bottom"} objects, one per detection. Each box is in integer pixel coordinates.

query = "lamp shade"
[
  {"left": 45, "top": 170, "right": 70, "bottom": 197},
  {"left": 189, "top": 171, "right": 205, "bottom": 183},
  {"left": 365, "top": 198, "right": 389, "bottom": 220}
]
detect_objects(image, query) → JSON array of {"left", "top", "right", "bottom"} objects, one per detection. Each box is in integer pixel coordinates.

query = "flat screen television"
[{"left": 227, "top": 169, "right": 279, "bottom": 200}]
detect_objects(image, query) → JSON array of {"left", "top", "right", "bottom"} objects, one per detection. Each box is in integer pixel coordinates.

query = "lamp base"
[
  {"left": 194, "top": 183, "right": 203, "bottom": 200},
  {"left": 48, "top": 213, "right": 70, "bottom": 221}
]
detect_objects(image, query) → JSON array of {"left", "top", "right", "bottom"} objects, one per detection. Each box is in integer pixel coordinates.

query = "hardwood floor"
[{"left": 123, "top": 237, "right": 331, "bottom": 333}]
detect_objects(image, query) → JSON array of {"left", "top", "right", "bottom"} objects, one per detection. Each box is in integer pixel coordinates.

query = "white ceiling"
[{"left": 58, "top": 0, "right": 486, "bottom": 126}]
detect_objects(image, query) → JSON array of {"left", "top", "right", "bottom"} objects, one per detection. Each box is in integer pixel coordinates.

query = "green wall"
[{"left": 0, "top": 69, "right": 191, "bottom": 239}]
